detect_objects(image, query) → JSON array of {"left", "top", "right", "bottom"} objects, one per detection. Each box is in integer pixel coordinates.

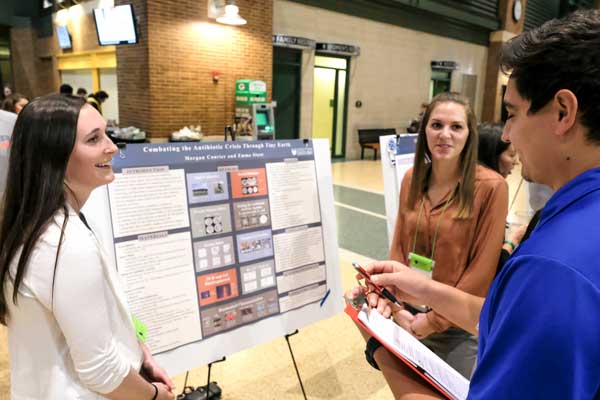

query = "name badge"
[
  {"left": 408, "top": 252, "right": 435, "bottom": 279},
  {"left": 132, "top": 315, "right": 148, "bottom": 342}
]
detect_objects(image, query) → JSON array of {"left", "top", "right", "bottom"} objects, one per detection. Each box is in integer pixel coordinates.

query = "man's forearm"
[{"left": 423, "top": 280, "right": 484, "bottom": 336}]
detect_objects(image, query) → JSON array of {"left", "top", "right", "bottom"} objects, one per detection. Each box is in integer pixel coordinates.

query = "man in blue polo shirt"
[
  {"left": 363, "top": 9, "right": 600, "bottom": 399},
  {"left": 469, "top": 9, "right": 600, "bottom": 399}
]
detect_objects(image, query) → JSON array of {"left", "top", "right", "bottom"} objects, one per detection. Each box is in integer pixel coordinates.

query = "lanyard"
[{"left": 411, "top": 186, "right": 456, "bottom": 261}]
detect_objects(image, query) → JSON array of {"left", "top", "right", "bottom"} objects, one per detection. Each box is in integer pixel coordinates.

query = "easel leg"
[
  {"left": 205, "top": 357, "right": 225, "bottom": 399},
  {"left": 285, "top": 330, "right": 308, "bottom": 400}
]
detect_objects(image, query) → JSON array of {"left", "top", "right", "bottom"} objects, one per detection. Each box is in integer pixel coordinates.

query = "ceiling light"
[{"left": 211, "top": 0, "right": 247, "bottom": 26}]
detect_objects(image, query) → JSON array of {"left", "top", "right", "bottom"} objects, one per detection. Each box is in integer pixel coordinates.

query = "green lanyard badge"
[
  {"left": 408, "top": 252, "right": 435, "bottom": 272},
  {"left": 132, "top": 315, "right": 148, "bottom": 342},
  {"left": 409, "top": 186, "right": 456, "bottom": 277}
]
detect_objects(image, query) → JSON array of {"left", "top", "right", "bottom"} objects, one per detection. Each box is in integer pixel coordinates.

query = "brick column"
[
  {"left": 116, "top": 0, "right": 273, "bottom": 138},
  {"left": 481, "top": 0, "right": 527, "bottom": 122},
  {"left": 10, "top": 27, "right": 59, "bottom": 98},
  {"left": 9, "top": 27, "right": 37, "bottom": 97},
  {"left": 115, "top": 0, "right": 151, "bottom": 132}
]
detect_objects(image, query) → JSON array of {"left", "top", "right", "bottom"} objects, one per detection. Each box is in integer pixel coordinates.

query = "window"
[{"left": 429, "top": 69, "right": 452, "bottom": 100}]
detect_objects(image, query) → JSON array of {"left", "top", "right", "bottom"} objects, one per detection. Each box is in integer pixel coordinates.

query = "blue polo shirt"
[{"left": 469, "top": 168, "right": 600, "bottom": 399}]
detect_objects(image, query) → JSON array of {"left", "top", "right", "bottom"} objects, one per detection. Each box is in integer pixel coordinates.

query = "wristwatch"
[{"left": 365, "top": 337, "right": 383, "bottom": 370}]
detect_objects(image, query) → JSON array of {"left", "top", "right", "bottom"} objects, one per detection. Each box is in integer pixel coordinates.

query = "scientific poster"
[{"left": 85, "top": 139, "right": 343, "bottom": 374}]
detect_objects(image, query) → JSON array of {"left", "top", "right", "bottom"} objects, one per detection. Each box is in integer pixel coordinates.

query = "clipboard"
[{"left": 345, "top": 304, "right": 469, "bottom": 400}]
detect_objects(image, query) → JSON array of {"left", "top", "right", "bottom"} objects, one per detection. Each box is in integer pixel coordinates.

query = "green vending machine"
[{"left": 235, "top": 79, "right": 276, "bottom": 140}]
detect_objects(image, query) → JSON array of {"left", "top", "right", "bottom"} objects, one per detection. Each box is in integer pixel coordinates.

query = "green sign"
[{"left": 235, "top": 79, "right": 267, "bottom": 117}]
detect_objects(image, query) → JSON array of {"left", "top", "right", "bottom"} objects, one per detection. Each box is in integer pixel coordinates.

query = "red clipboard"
[{"left": 345, "top": 304, "right": 457, "bottom": 400}]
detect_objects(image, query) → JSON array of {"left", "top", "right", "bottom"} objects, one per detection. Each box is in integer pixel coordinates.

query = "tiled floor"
[{"left": 0, "top": 159, "right": 530, "bottom": 399}]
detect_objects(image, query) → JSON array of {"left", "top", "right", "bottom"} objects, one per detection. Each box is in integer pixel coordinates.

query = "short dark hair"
[
  {"left": 478, "top": 122, "right": 509, "bottom": 174},
  {"left": 59, "top": 83, "right": 73, "bottom": 95},
  {"left": 95, "top": 90, "right": 109, "bottom": 101},
  {"left": 500, "top": 9, "right": 600, "bottom": 144},
  {"left": 76, "top": 87, "right": 87, "bottom": 96}
]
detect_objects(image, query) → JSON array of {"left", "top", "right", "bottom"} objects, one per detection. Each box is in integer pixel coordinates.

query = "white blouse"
[{"left": 5, "top": 207, "right": 143, "bottom": 399}]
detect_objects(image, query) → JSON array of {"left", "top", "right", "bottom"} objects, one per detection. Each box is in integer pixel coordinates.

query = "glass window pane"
[
  {"left": 315, "top": 56, "right": 347, "bottom": 70},
  {"left": 431, "top": 70, "right": 451, "bottom": 80}
]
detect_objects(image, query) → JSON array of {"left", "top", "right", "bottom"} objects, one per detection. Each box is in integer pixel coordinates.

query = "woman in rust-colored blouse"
[{"left": 388, "top": 92, "right": 508, "bottom": 379}]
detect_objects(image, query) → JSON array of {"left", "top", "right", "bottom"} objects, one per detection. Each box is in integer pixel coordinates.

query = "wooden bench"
[{"left": 358, "top": 128, "right": 397, "bottom": 159}]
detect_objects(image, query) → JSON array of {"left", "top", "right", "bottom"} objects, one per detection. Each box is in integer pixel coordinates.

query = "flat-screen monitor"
[
  {"left": 93, "top": 4, "right": 138, "bottom": 46},
  {"left": 56, "top": 25, "right": 72, "bottom": 50}
]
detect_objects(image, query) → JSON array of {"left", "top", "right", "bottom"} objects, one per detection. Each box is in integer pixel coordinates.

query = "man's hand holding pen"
[{"left": 351, "top": 260, "right": 435, "bottom": 339}]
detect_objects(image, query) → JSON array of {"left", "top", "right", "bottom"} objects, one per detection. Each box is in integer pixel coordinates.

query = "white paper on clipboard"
[{"left": 358, "top": 306, "right": 470, "bottom": 400}]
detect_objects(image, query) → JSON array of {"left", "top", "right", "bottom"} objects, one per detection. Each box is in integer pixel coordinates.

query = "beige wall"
[{"left": 274, "top": 0, "right": 488, "bottom": 159}]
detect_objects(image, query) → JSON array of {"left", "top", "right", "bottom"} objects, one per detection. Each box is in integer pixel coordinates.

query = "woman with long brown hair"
[
  {"left": 0, "top": 94, "right": 175, "bottom": 399},
  {"left": 364, "top": 93, "right": 508, "bottom": 386}
]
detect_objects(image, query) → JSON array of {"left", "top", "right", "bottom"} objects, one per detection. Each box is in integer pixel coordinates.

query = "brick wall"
[
  {"left": 34, "top": 35, "right": 60, "bottom": 97},
  {"left": 117, "top": 0, "right": 273, "bottom": 138},
  {"left": 10, "top": 4, "right": 107, "bottom": 99},
  {"left": 115, "top": 0, "right": 151, "bottom": 131},
  {"left": 9, "top": 27, "right": 58, "bottom": 98},
  {"left": 9, "top": 27, "right": 37, "bottom": 98}
]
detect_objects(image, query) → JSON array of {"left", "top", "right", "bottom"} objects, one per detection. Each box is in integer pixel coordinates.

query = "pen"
[
  {"left": 379, "top": 287, "right": 403, "bottom": 308},
  {"left": 352, "top": 262, "right": 403, "bottom": 308},
  {"left": 319, "top": 288, "right": 331, "bottom": 307}
]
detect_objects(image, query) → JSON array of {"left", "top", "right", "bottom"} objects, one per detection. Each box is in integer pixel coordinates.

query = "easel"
[
  {"left": 177, "top": 330, "right": 309, "bottom": 400},
  {"left": 178, "top": 357, "right": 225, "bottom": 400}
]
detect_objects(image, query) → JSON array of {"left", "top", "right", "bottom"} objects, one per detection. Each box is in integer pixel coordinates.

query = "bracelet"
[
  {"left": 364, "top": 337, "right": 383, "bottom": 370},
  {"left": 150, "top": 383, "right": 158, "bottom": 400},
  {"left": 503, "top": 240, "right": 516, "bottom": 252}
]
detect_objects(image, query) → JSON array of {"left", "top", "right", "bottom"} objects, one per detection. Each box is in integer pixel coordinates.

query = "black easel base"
[{"left": 176, "top": 382, "right": 222, "bottom": 400}]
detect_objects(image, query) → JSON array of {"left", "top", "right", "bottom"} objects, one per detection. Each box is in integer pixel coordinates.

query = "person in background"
[
  {"left": 367, "top": 92, "right": 507, "bottom": 385},
  {"left": 1, "top": 93, "right": 29, "bottom": 114},
  {"left": 477, "top": 122, "right": 518, "bottom": 178},
  {"left": 0, "top": 94, "right": 176, "bottom": 399},
  {"left": 2, "top": 85, "right": 12, "bottom": 99},
  {"left": 407, "top": 102, "right": 429, "bottom": 133},
  {"left": 60, "top": 83, "right": 74, "bottom": 95},
  {"left": 77, "top": 87, "right": 88, "bottom": 98},
  {"left": 477, "top": 122, "right": 529, "bottom": 270},
  {"left": 87, "top": 90, "right": 109, "bottom": 114}
]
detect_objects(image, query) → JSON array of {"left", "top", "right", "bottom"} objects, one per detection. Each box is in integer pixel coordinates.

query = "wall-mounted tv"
[
  {"left": 93, "top": 4, "right": 138, "bottom": 46},
  {"left": 56, "top": 25, "right": 72, "bottom": 50}
]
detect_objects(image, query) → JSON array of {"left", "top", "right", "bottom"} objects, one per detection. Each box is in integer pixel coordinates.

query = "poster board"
[
  {"left": 379, "top": 134, "right": 417, "bottom": 246},
  {"left": 83, "top": 139, "right": 344, "bottom": 376}
]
